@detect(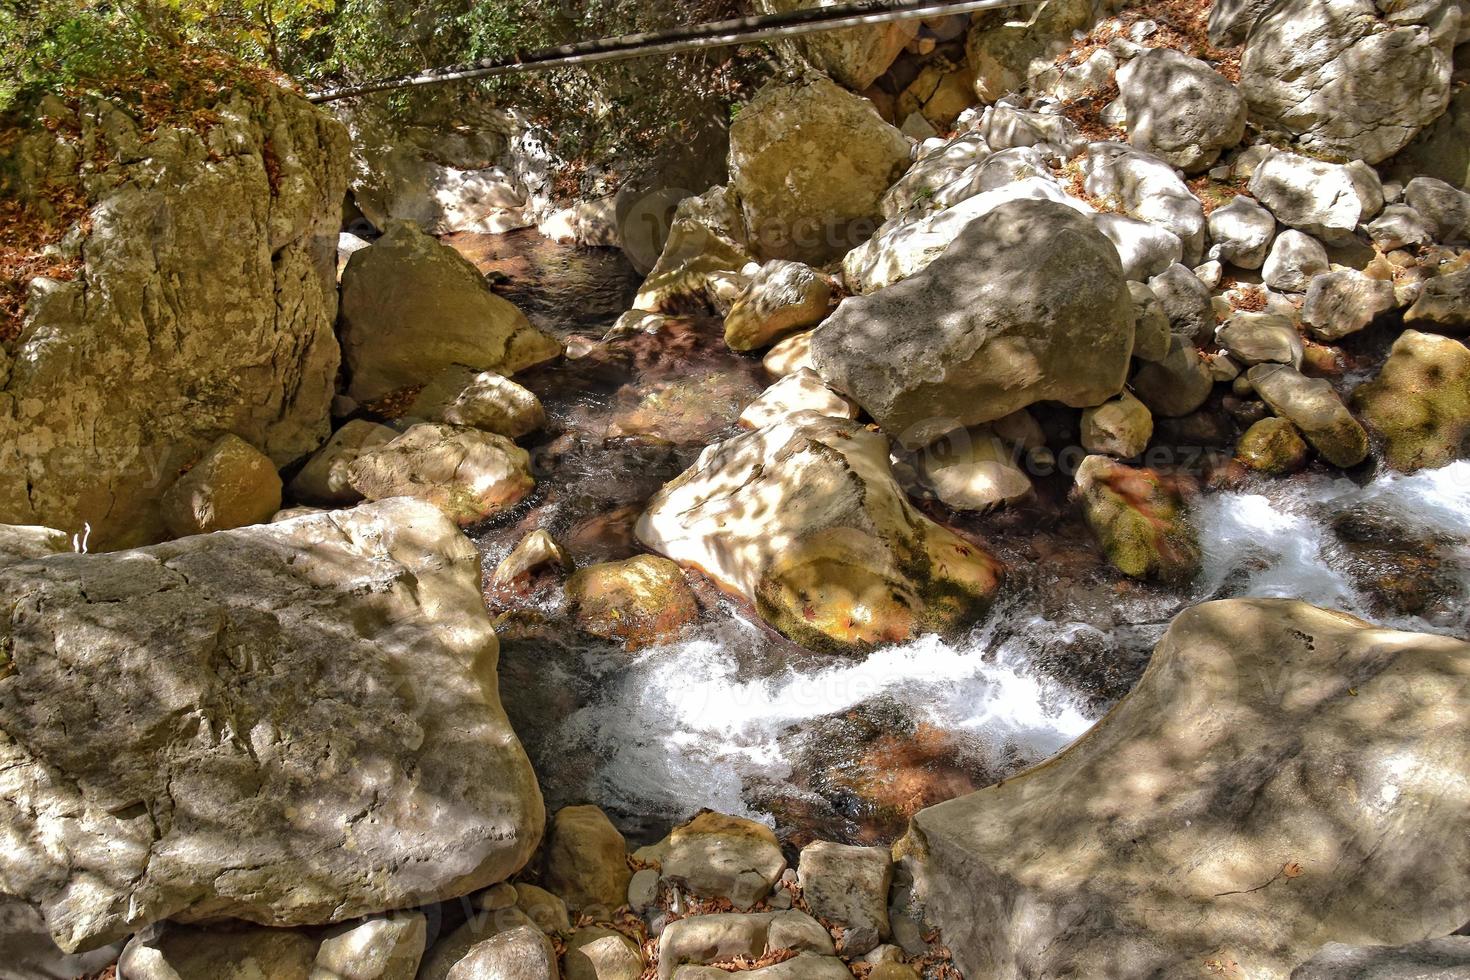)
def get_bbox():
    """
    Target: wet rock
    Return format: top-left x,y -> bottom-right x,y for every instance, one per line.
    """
1207,195 -> 1276,270
632,186 -> 755,313
1263,229 -> 1332,293
347,422 -> 534,526
1131,334 -> 1215,418
160,434 -> 282,538
1130,281 -> 1173,362
1115,48 -> 1246,173
1217,312 -> 1305,368
730,78 -> 910,265
1250,363 -> 1368,467
753,0 -> 914,90
657,910 -> 833,980
797,842 -> 893,955
565,926 -> 643,980
545,805 -> 632,916
1404,266 -> 1470,332
1366,204 -> 1435,252
903,599 -> 1470,979
1081,391 -> 1154,459
1077,143 -> 1207,262
313,913 -> 428,980
1291,937 -> 1470,979
1241,0 -> 1456,164
1302,270 -> 1398,342
0,87 -> 344,550
565,554 -> 700,648
1236,416 -> 1310,475
739,369 -> 857,429
636,413 -> 1003,652
119,923 -> 318,979
1248,152 -> 1384,246
1074,455 -> 1200,583
0,501 -> 542,953
916,424 -> 1033,512
672,954 -> 854,979
1404,176 -> 1470,244
407,366 -> 546,439
288,419 -> 398,507
1352,330 -> 1470,472
515,883 -> 572,935
340,221 -> 559,401
491,529 -> 574,589
445,926 -> 558,980
1148,262 -> 1216,343
724,260 -> 832,352
1093,213 -> 1184,281
816,199 -> 1134,448
762,329 -> 817,378
637,812 -> 788,911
